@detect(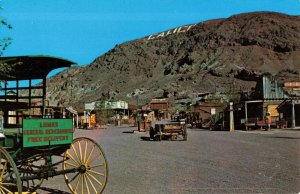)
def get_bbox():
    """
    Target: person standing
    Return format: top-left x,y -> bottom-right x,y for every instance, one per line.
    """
265,112 -> 271,131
